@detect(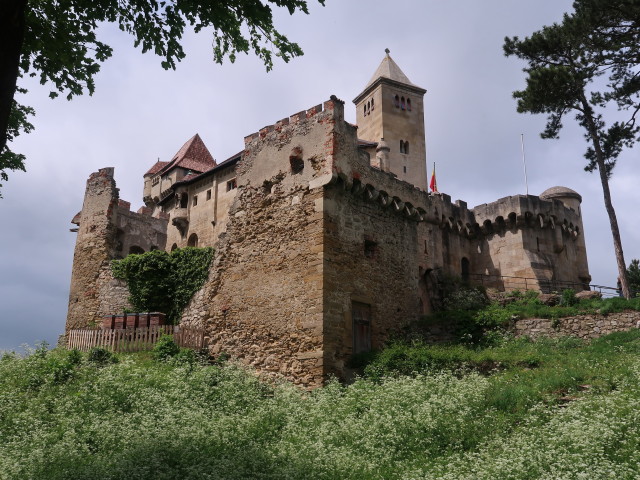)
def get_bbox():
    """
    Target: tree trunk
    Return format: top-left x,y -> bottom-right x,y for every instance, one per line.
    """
579,94 -> 631,299
0,0 -> 27,154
